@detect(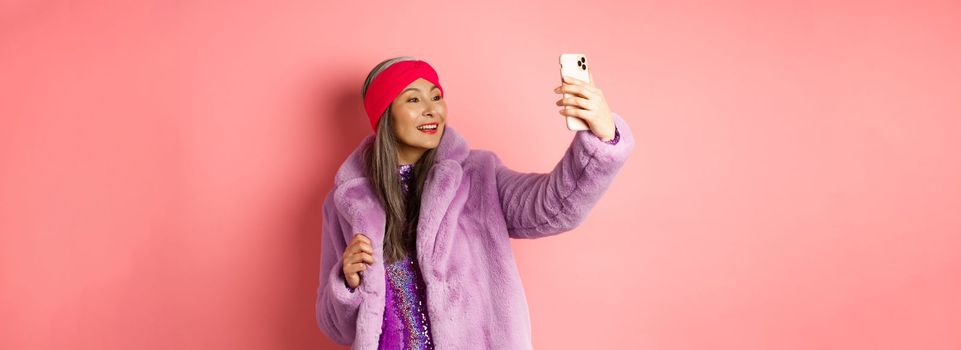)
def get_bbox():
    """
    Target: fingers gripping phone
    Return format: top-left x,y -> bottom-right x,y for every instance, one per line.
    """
559,53 -> 591,131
